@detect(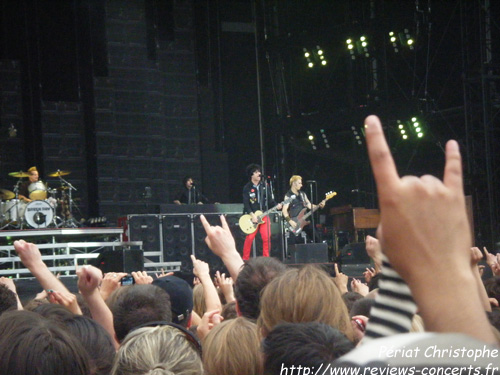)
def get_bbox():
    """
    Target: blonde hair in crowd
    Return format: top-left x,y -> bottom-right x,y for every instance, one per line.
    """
257,265 -> 355,342
289,175 -> 302,186
203,317 -> 263,375
111,325 -> 203,375
192,284 -> 206,317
